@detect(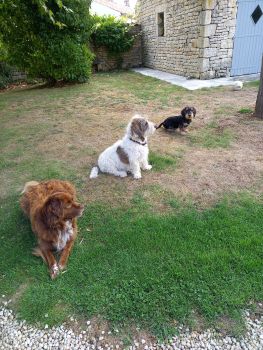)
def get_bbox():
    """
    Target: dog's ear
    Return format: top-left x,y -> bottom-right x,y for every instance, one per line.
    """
49,196 -> 63,216
192,107 -> 197,117
131,118 -> 148,141
41,195 -> 63,227
181,107 -> 187,117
